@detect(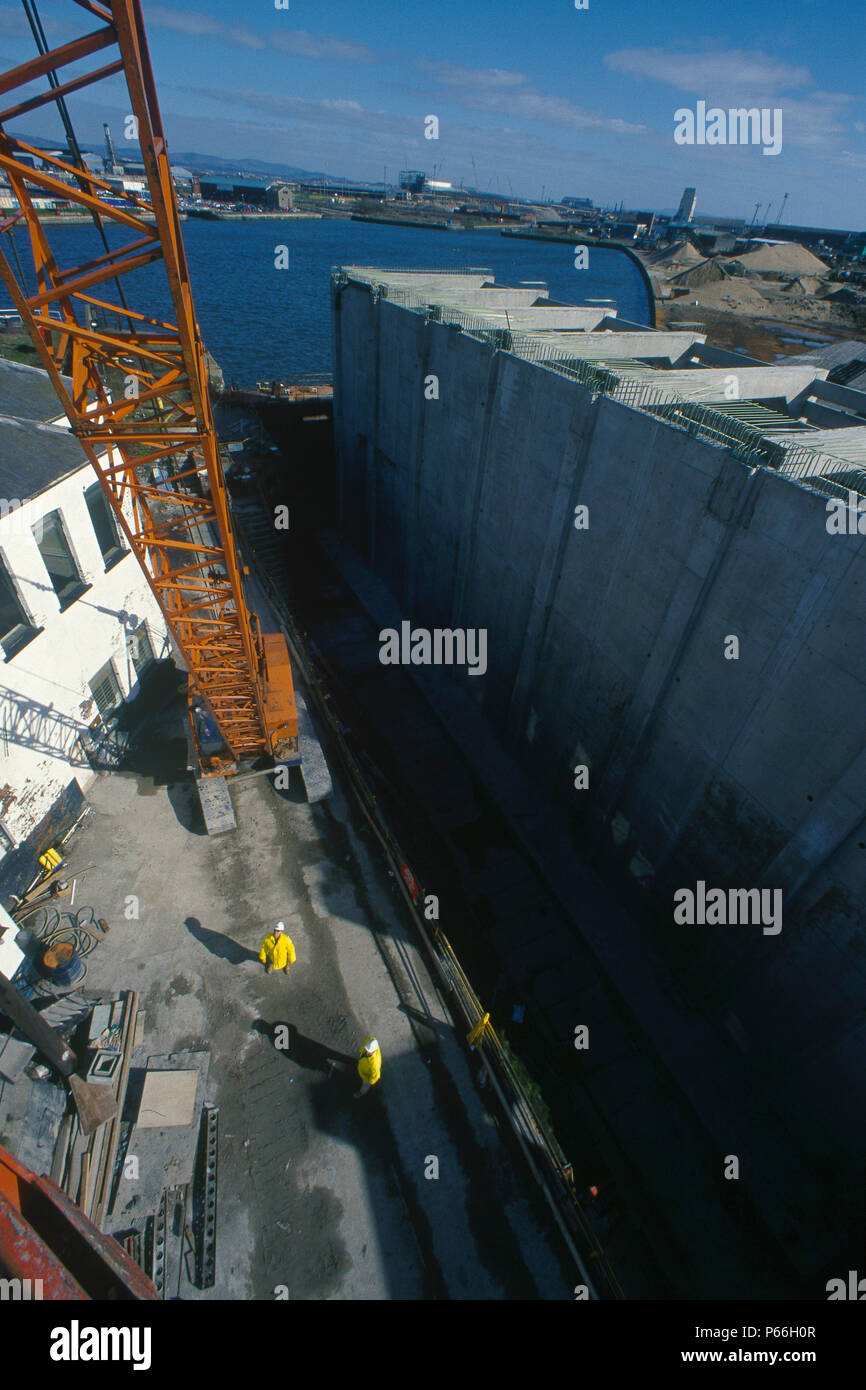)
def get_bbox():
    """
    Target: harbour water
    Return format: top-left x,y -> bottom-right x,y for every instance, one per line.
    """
1,217 -> 651,385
